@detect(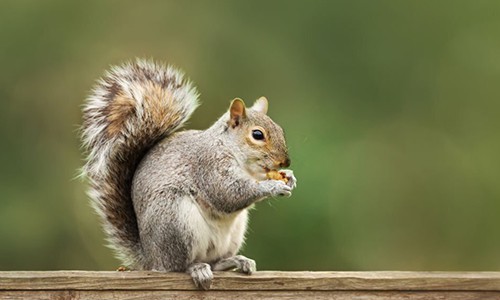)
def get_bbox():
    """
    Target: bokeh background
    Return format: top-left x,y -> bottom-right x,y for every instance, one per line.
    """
1,1 -> 499,271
